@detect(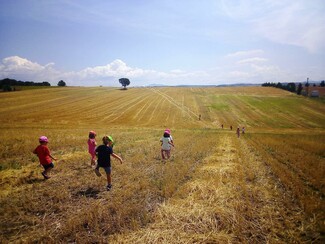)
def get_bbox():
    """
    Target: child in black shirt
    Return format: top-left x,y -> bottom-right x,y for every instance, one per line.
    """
95,135 -> 123,191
